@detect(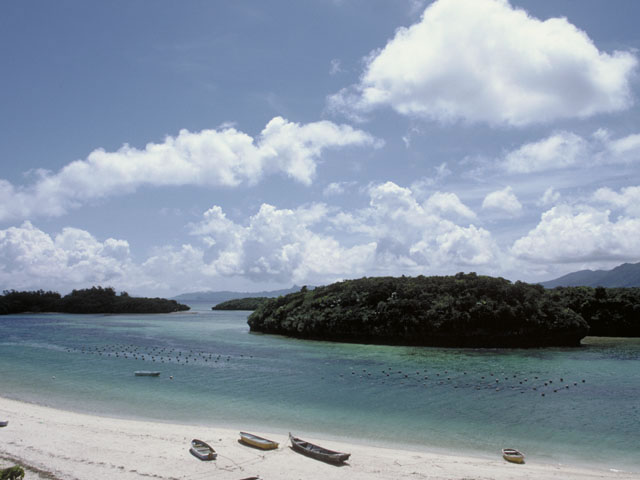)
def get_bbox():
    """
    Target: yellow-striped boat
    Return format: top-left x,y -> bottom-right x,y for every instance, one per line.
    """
502,448 -> 525,464
239,431 -> 279,450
